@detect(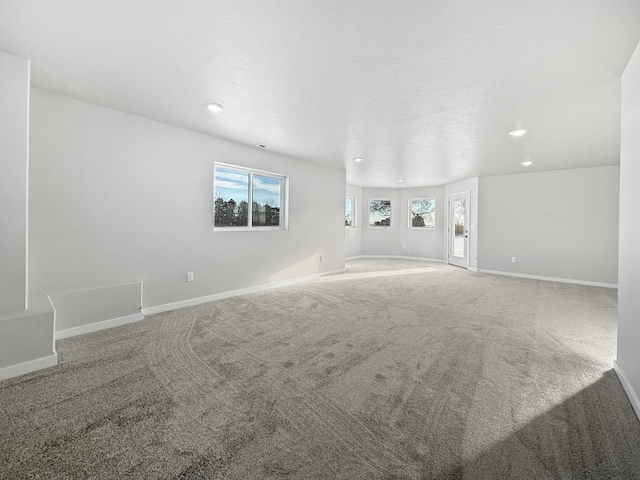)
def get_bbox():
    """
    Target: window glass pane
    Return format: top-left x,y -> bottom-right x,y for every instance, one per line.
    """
369,200 -> 391,226
345,198 -> 353,226
411,199 -> 436,229
252,175 -> 281,227
214,167 -> 249,227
